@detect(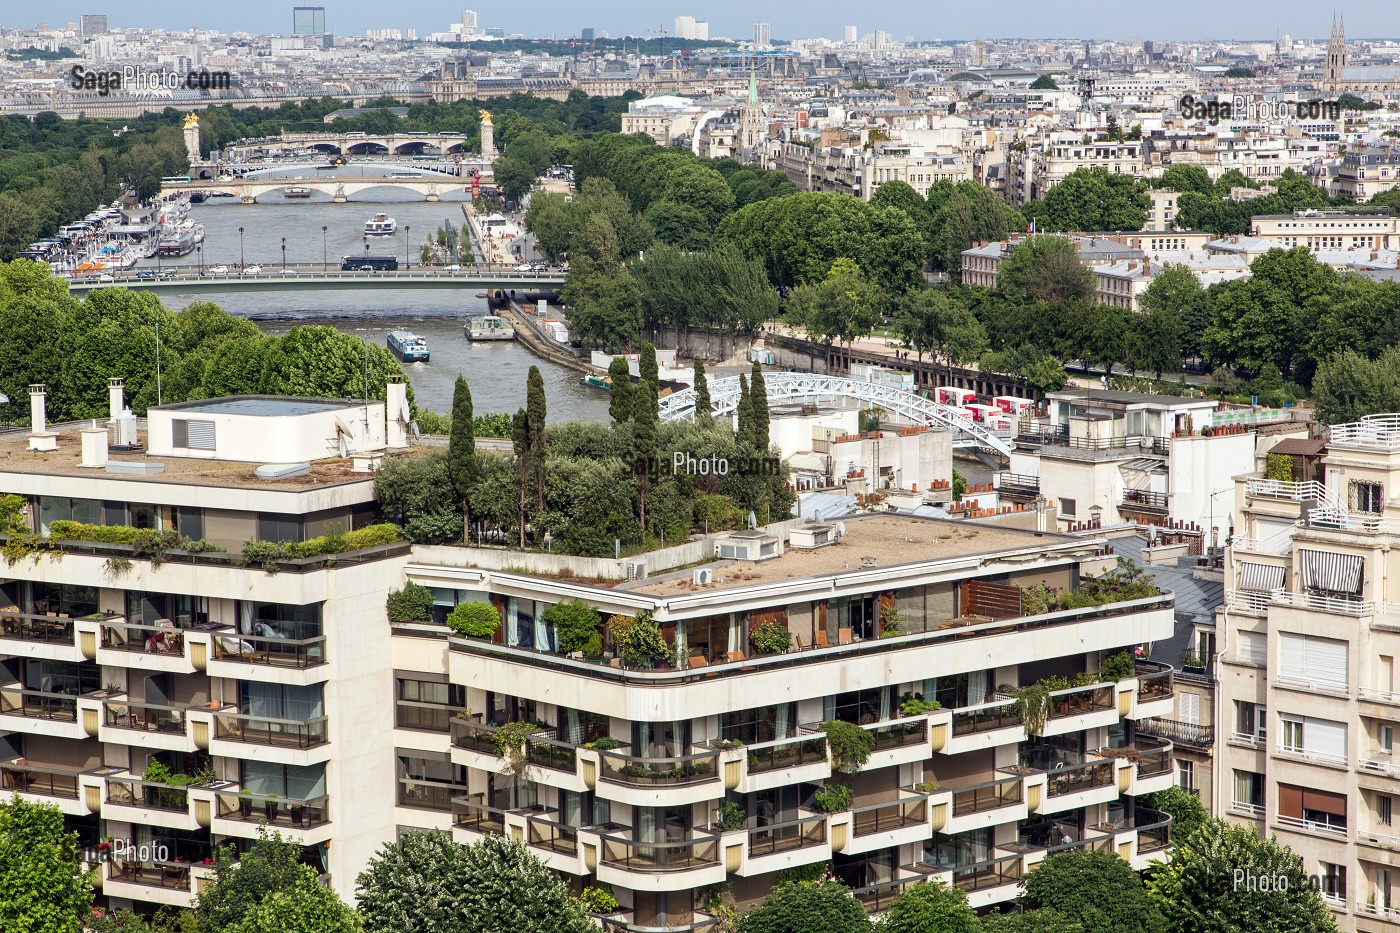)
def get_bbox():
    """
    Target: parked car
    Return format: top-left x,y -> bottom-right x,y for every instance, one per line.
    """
96,273 -> 115,282
207,265 -> 229,275
243,265 -> 262,274
136,269 -> 156,280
